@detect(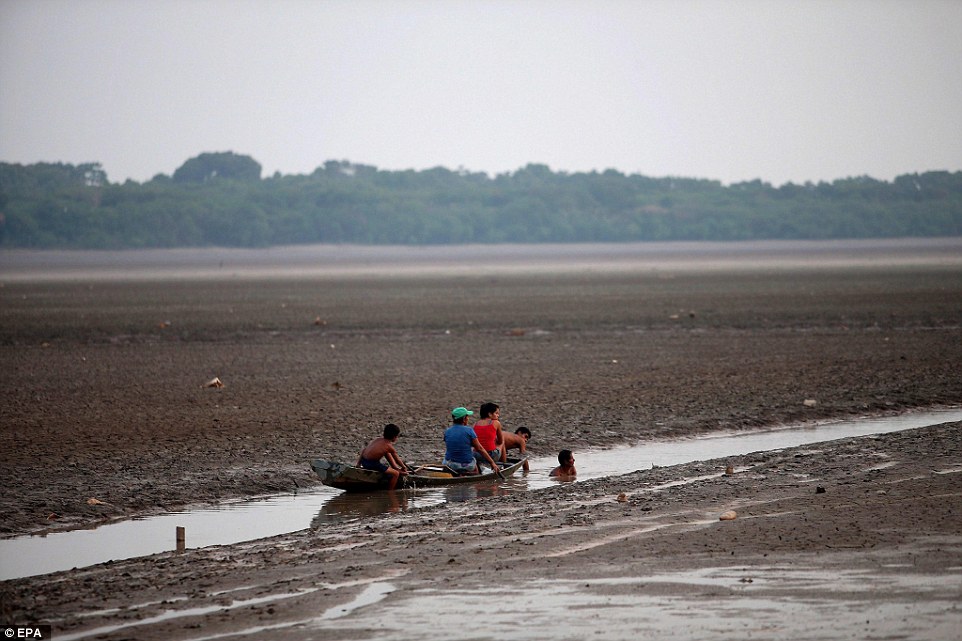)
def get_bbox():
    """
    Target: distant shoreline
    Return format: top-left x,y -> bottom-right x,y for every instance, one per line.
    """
2,237 -> 961,282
